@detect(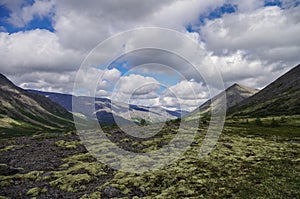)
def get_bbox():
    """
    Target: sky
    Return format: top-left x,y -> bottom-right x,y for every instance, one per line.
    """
0,0 -> 300,111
